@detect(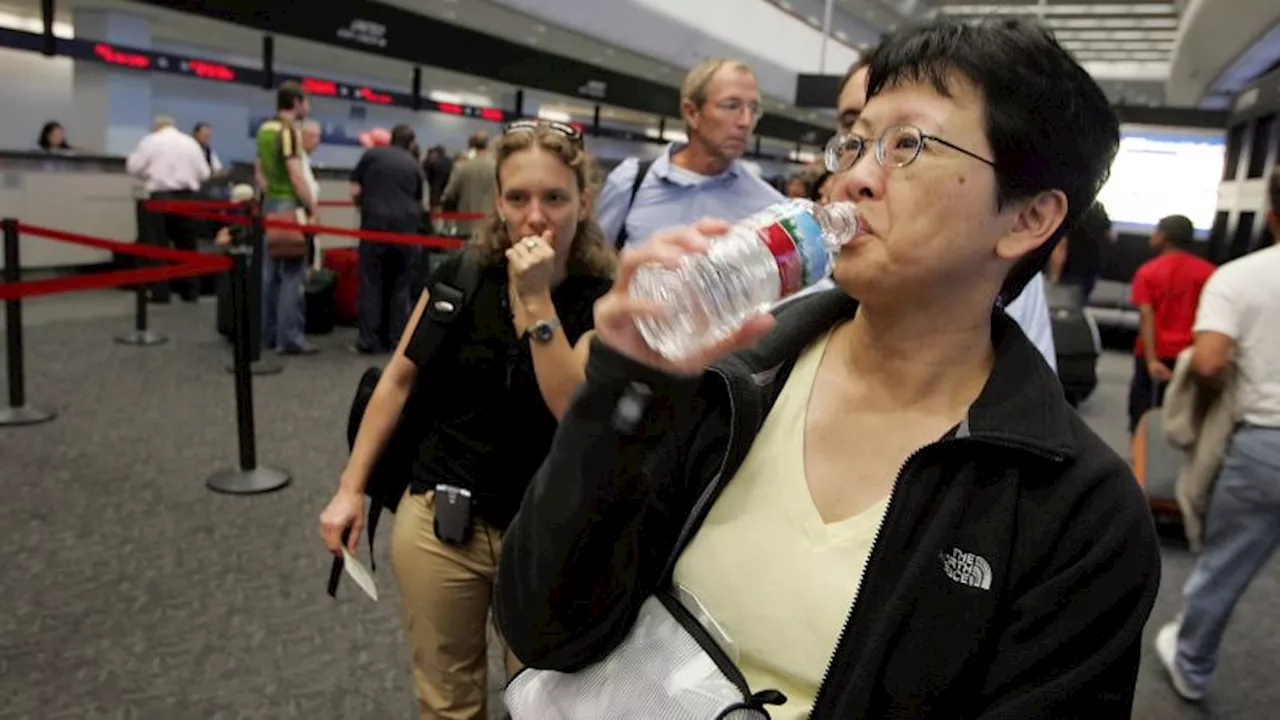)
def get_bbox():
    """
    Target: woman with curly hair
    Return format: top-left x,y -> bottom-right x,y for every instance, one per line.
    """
319,120 -> 614,719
